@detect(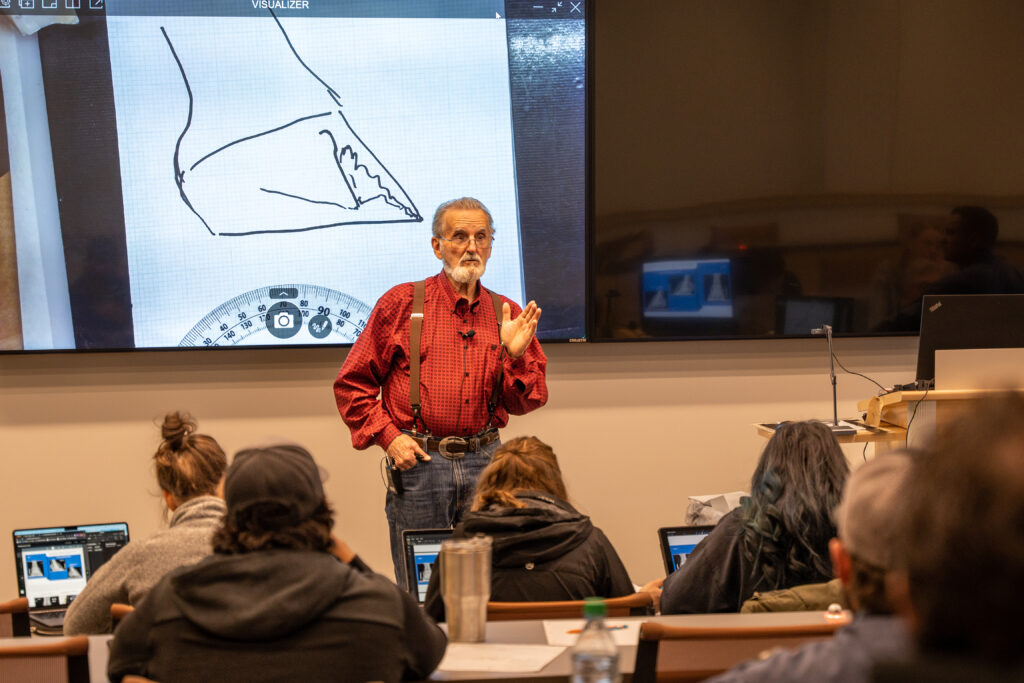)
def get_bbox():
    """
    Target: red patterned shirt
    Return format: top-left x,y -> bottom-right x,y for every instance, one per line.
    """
334,271 -> 548,450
